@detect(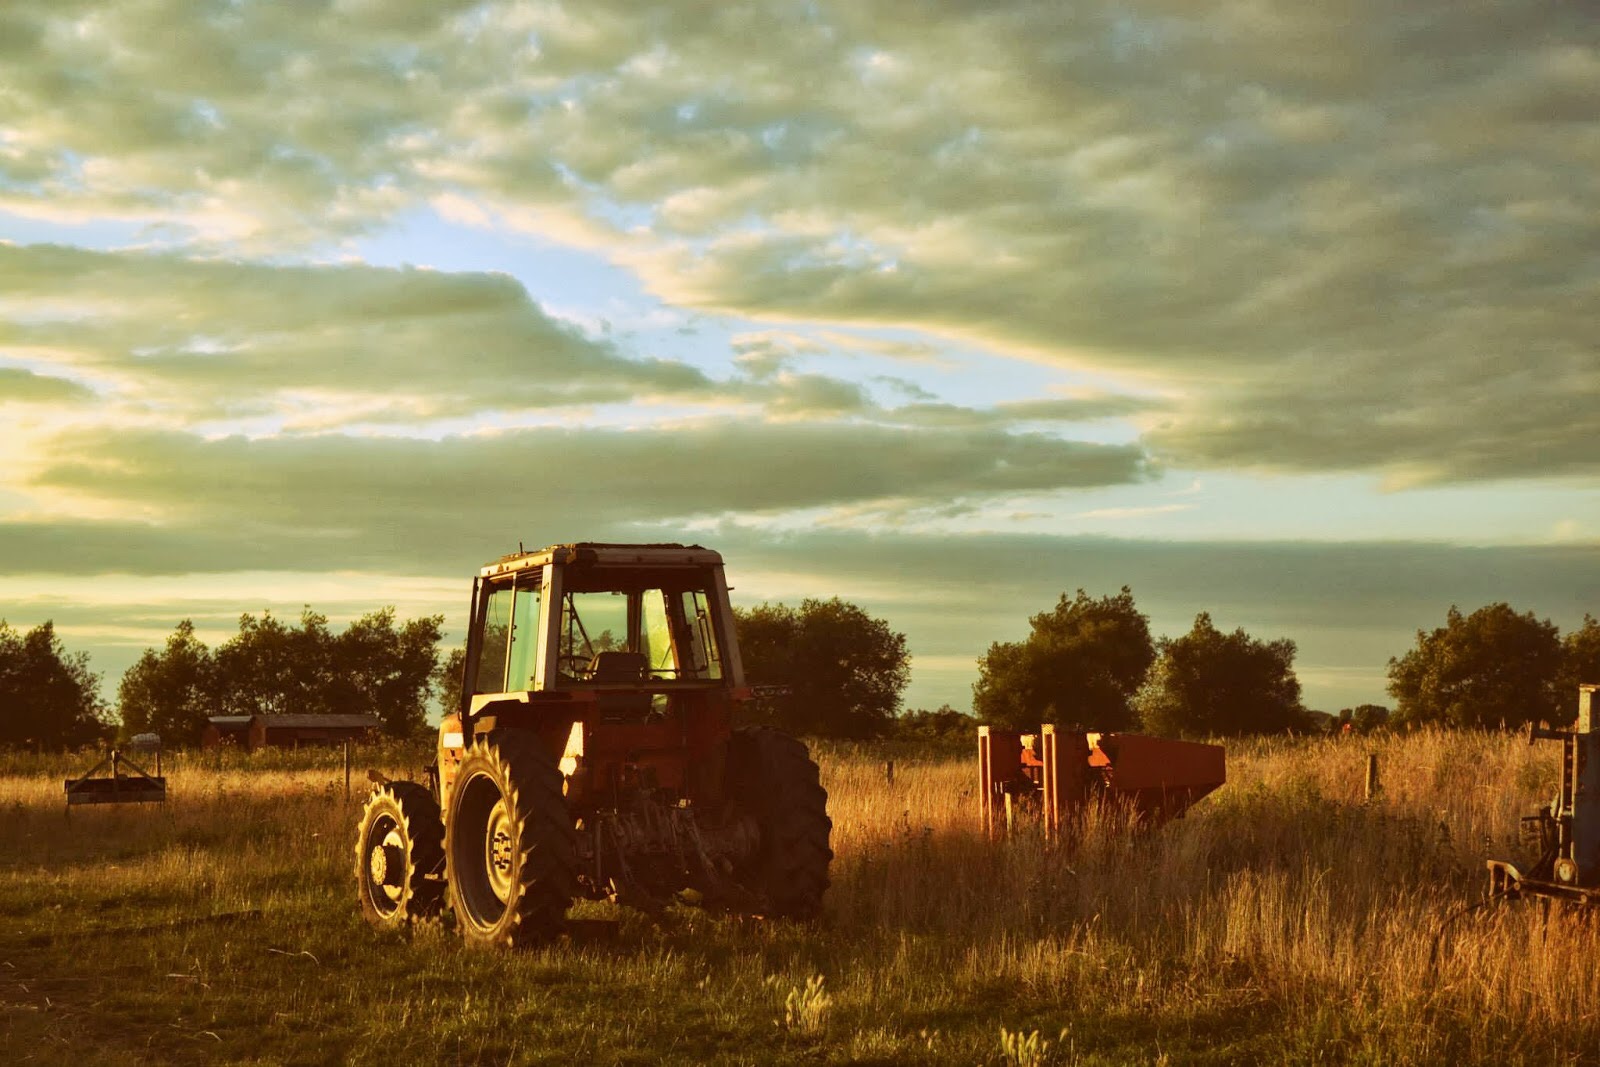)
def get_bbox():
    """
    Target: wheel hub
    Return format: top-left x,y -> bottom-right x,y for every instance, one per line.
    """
369,841 -> 406,888
486,799 -> 514,901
